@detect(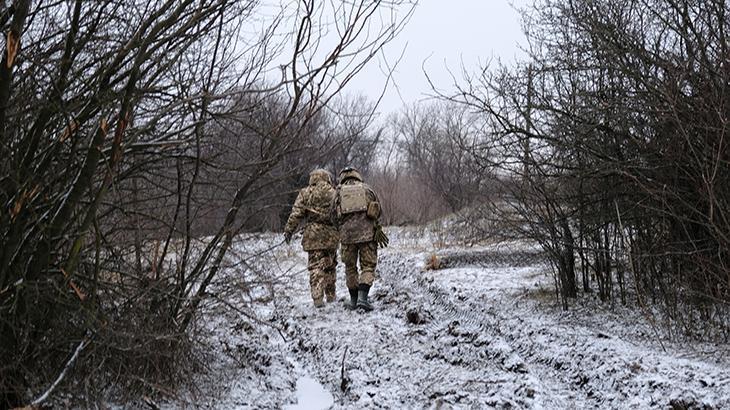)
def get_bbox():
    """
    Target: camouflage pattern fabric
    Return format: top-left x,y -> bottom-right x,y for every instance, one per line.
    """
341,242 -> 378,288
284,170 -> 339,251
334,179 -> 381,245
324,262 -> 336,302
308,249 -> 337,304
